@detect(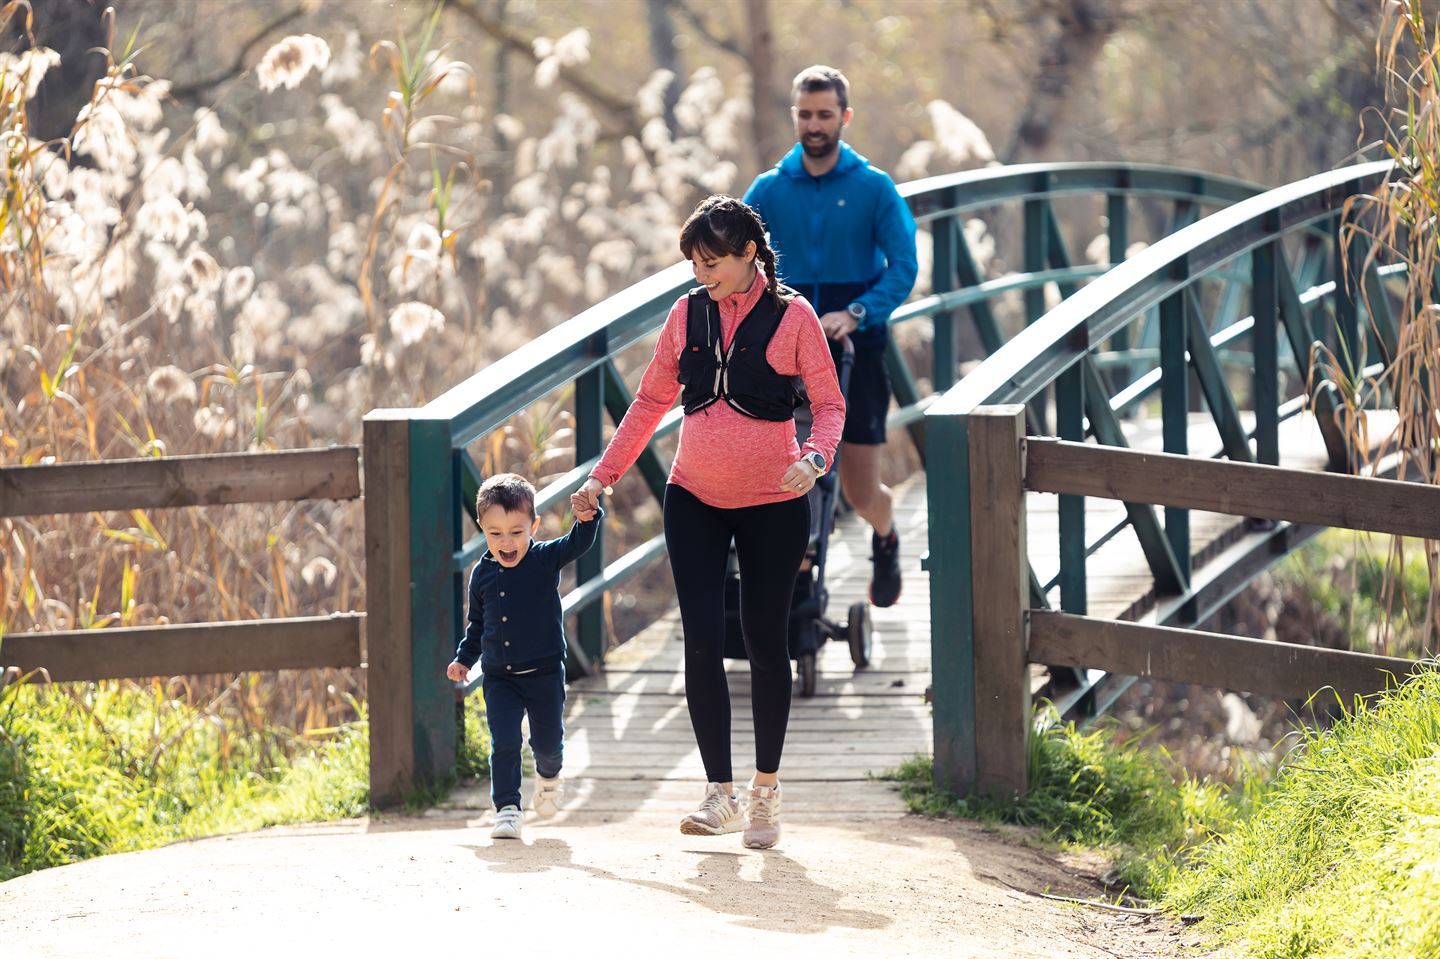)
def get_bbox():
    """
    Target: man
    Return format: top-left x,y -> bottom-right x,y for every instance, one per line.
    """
744,64 -> 918,608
